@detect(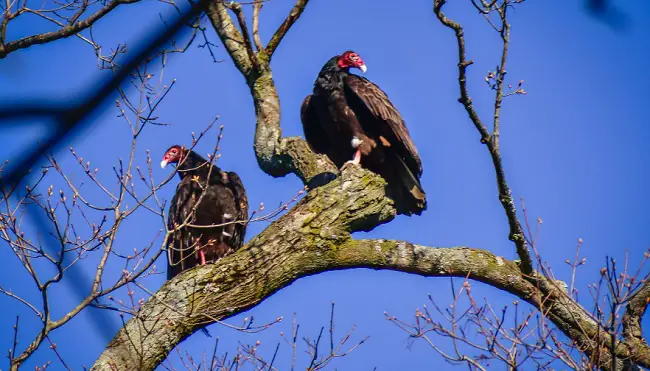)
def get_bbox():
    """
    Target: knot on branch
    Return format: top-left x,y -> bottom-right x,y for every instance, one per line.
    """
277,137 -> 338,185
299,165 -> 396,233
